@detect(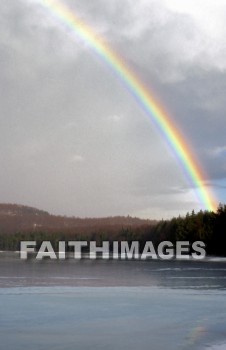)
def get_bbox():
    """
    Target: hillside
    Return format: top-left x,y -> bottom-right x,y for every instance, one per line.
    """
0,203 -> 156,235
0,204 -> 49,217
